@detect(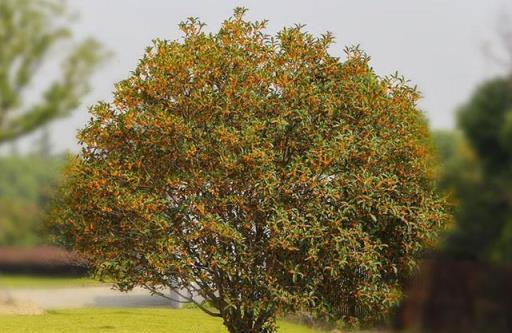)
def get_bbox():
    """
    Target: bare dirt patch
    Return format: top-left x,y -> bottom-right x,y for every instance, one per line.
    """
0,292 -> 44,315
